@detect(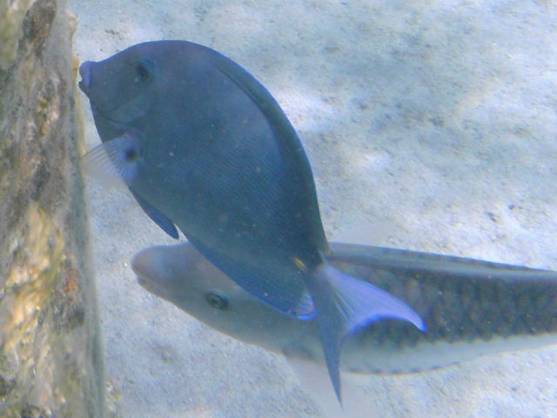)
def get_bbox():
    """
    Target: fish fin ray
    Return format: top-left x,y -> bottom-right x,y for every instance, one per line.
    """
308,264 -> 425,404
82,133 -> 140,187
